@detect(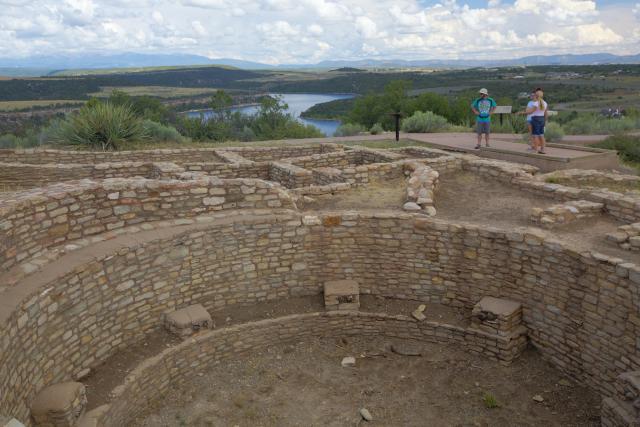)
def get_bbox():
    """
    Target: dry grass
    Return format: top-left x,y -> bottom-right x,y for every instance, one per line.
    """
0,100 -> 84,111
89,86 -> 220,99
